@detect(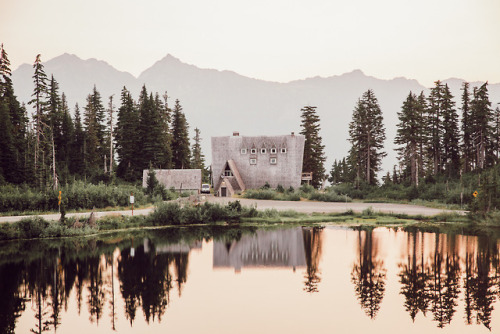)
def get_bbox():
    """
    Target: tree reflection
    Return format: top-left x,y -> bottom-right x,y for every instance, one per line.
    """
302,227 -> 323,293
0,262 -> 25,334
427,234 -> 460,328
463,236 -> 498,330
351,227 -> 386,319
398,231 -> 431,321
118,242 -> 175,325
